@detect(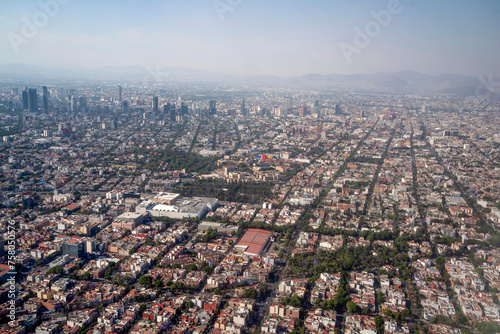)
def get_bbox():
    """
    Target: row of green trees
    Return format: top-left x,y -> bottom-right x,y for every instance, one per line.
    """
286,243 -> 414,280
176,179 -> 273,203
143,150 -> 218,174
196,227 -> 219,243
